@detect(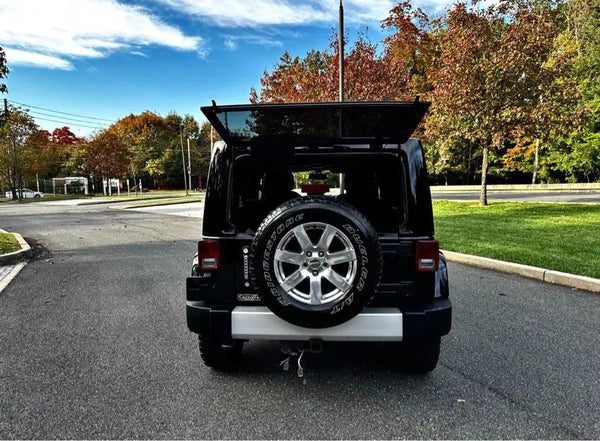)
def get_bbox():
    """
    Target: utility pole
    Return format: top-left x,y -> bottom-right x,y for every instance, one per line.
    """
180,122 -> 188,195
338,0 -> 345,103
187,137 -> 192,192
338,0 -> 346,193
